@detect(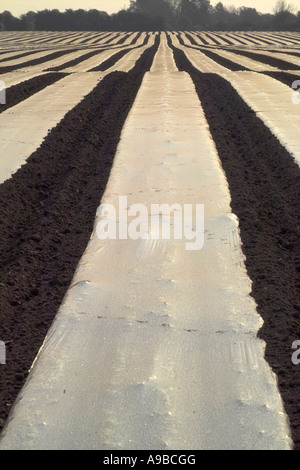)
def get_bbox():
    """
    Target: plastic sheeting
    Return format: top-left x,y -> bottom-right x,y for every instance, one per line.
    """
168,35 -> 228,74
0,72 -> 103,184
0,50 -> 39,61
211,49 -> 279,72
0,70 -> 50,88
181,47 -> 228,73
222,33 -> 248,46
171,45 -> 300,165
0,41 -> 292,451
221,71 -> 300,166
18,49 -> 100,73
33,49 -> 97,69
254,32 -> 299,46
63,39 -> 155,73
247,49 -> 300,67
107,35 -> 156,74
62,49 -> 124,73
185,32 -> 206,46
240,34 -> 270,46
0,48 -> 63,67
122,33 -> 141,46
198,33 -> 216,45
